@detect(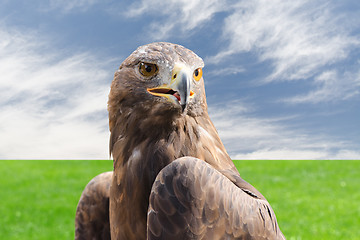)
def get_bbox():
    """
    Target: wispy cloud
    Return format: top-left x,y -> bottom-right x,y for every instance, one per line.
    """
210,0 -> 359,81
207,66 -> 245,77
209,101 -> 360,160
208,0 -> 360,104
0,25 -> 115,159
124,0 -> 228,40
284,69 -> 360,104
